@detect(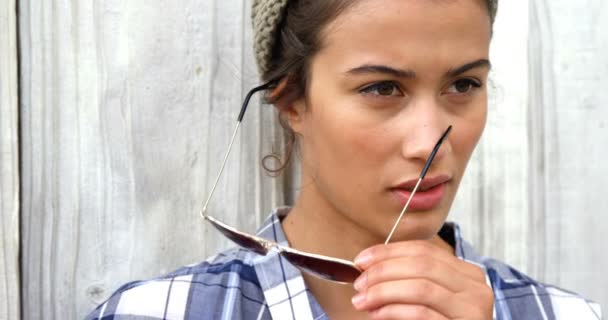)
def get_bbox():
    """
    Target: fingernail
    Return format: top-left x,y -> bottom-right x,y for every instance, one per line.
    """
351,292 -> 366,308
354,250 -> 372,267
353,273 -> 367,291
